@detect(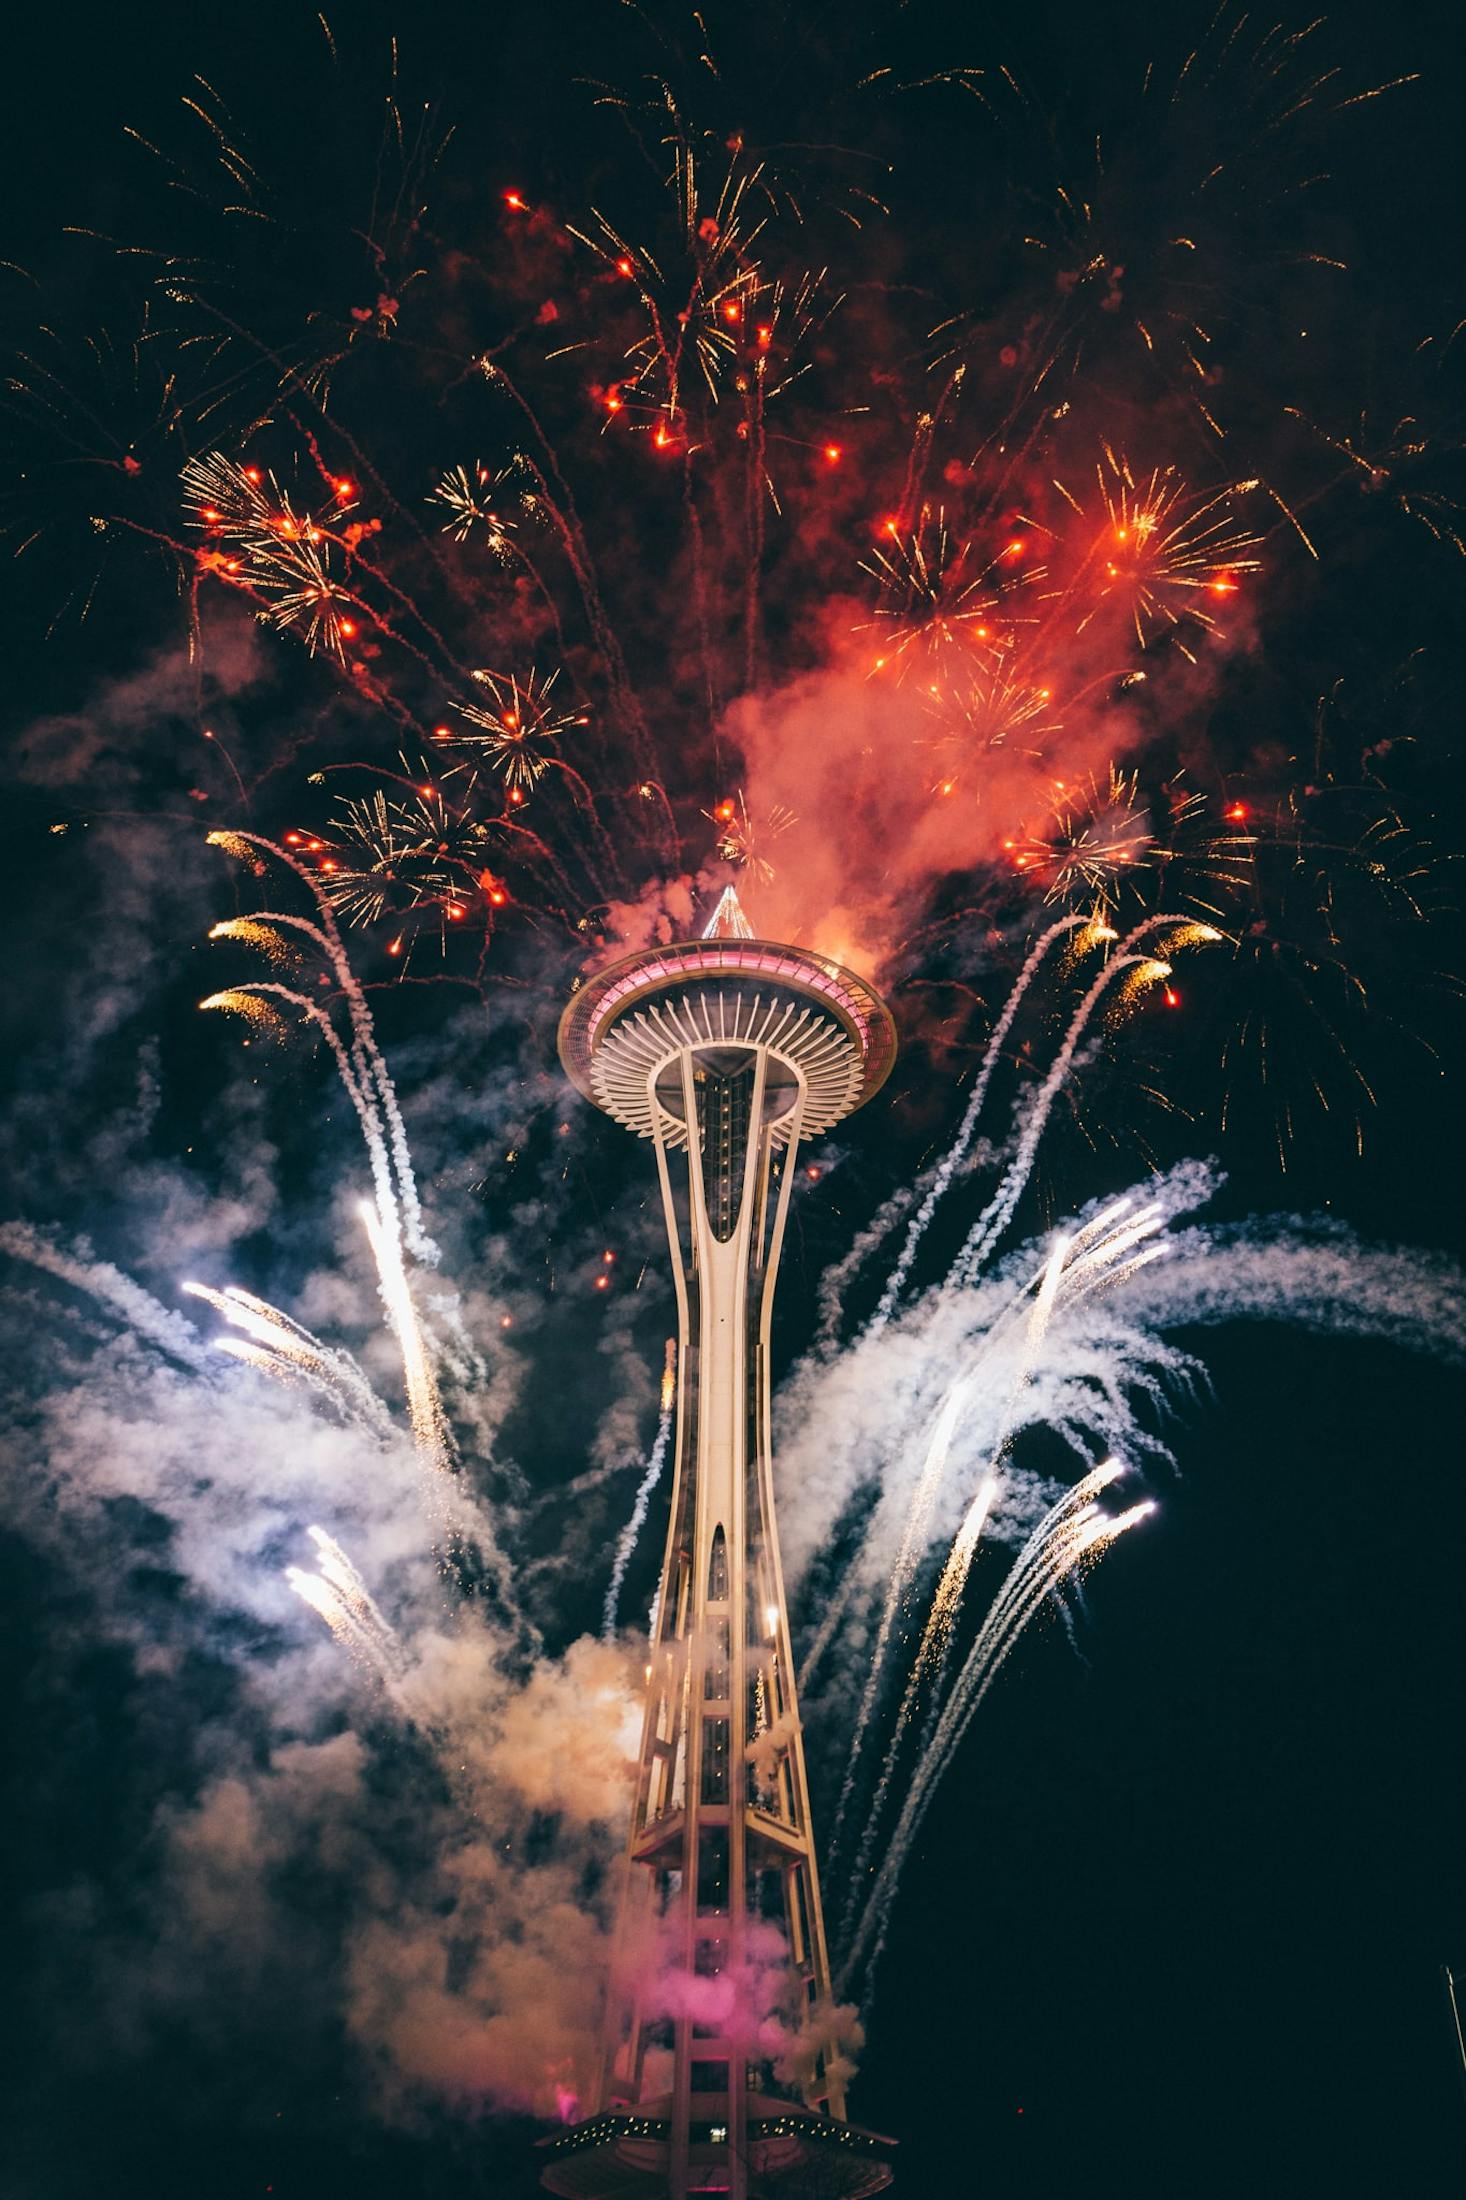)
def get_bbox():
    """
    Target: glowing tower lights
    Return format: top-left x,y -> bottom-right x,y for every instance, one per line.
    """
543,888 -> 896,2199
